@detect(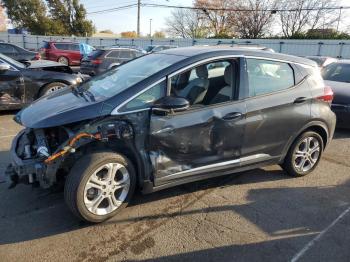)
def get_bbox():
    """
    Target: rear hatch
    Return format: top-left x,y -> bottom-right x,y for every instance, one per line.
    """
80,49 -> 105,74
